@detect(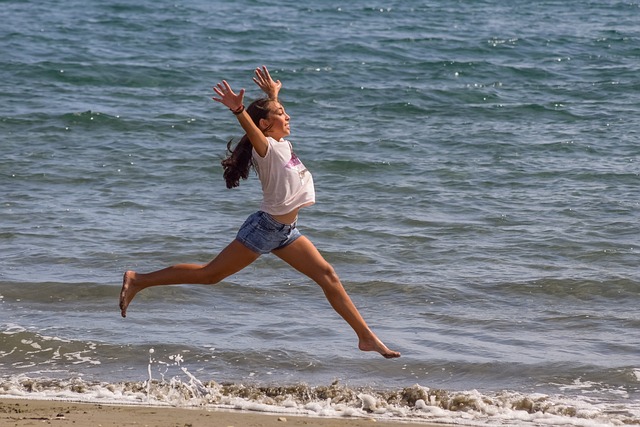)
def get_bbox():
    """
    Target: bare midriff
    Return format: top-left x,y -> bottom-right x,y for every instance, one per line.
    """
270,208 -> 300,226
